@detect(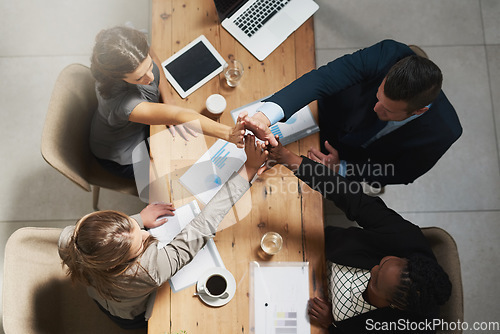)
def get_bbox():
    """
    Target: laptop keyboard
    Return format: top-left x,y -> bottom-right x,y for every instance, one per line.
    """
234,0 -> 291,37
